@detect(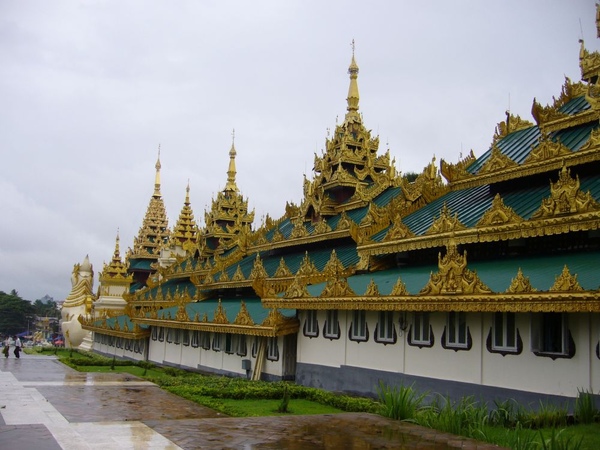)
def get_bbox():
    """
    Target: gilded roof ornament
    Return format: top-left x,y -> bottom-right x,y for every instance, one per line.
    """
506,268 -> 537,294
579,38 -> 600,82
364,279 -> 380,297
420,244 -> 491,295
213,299 -> 229,324
523,135 -> 572,165
130,150 -> 170,261
425,203 -> 466,235
283,275 -> 311,299
168,182 -> 199,251
476,194 -> 523,227
390,277 -> 409,296
531,165 -> 600,218
550,265 -> 583,292
232,265 -> 245,282
233,301 -> 254,326
249,254 -> 269,280
384,214 -> 416,241
492,112 -> 534,146
296,251 -> 319,278
320,275 -> 355,298
99,232 -> 132,283
477,145 -> 518,175
440,150 -> 476,183
274,258 -> 292,278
